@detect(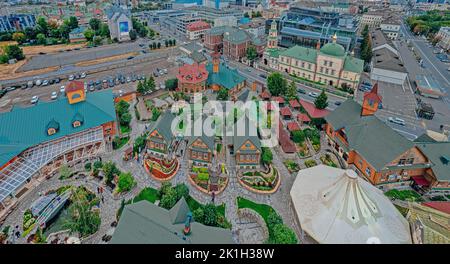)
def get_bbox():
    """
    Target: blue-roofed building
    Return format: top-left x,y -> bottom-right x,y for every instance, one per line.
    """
69,26 -> 87,43
0,14 -> 36,33
0,82 -> 116,211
